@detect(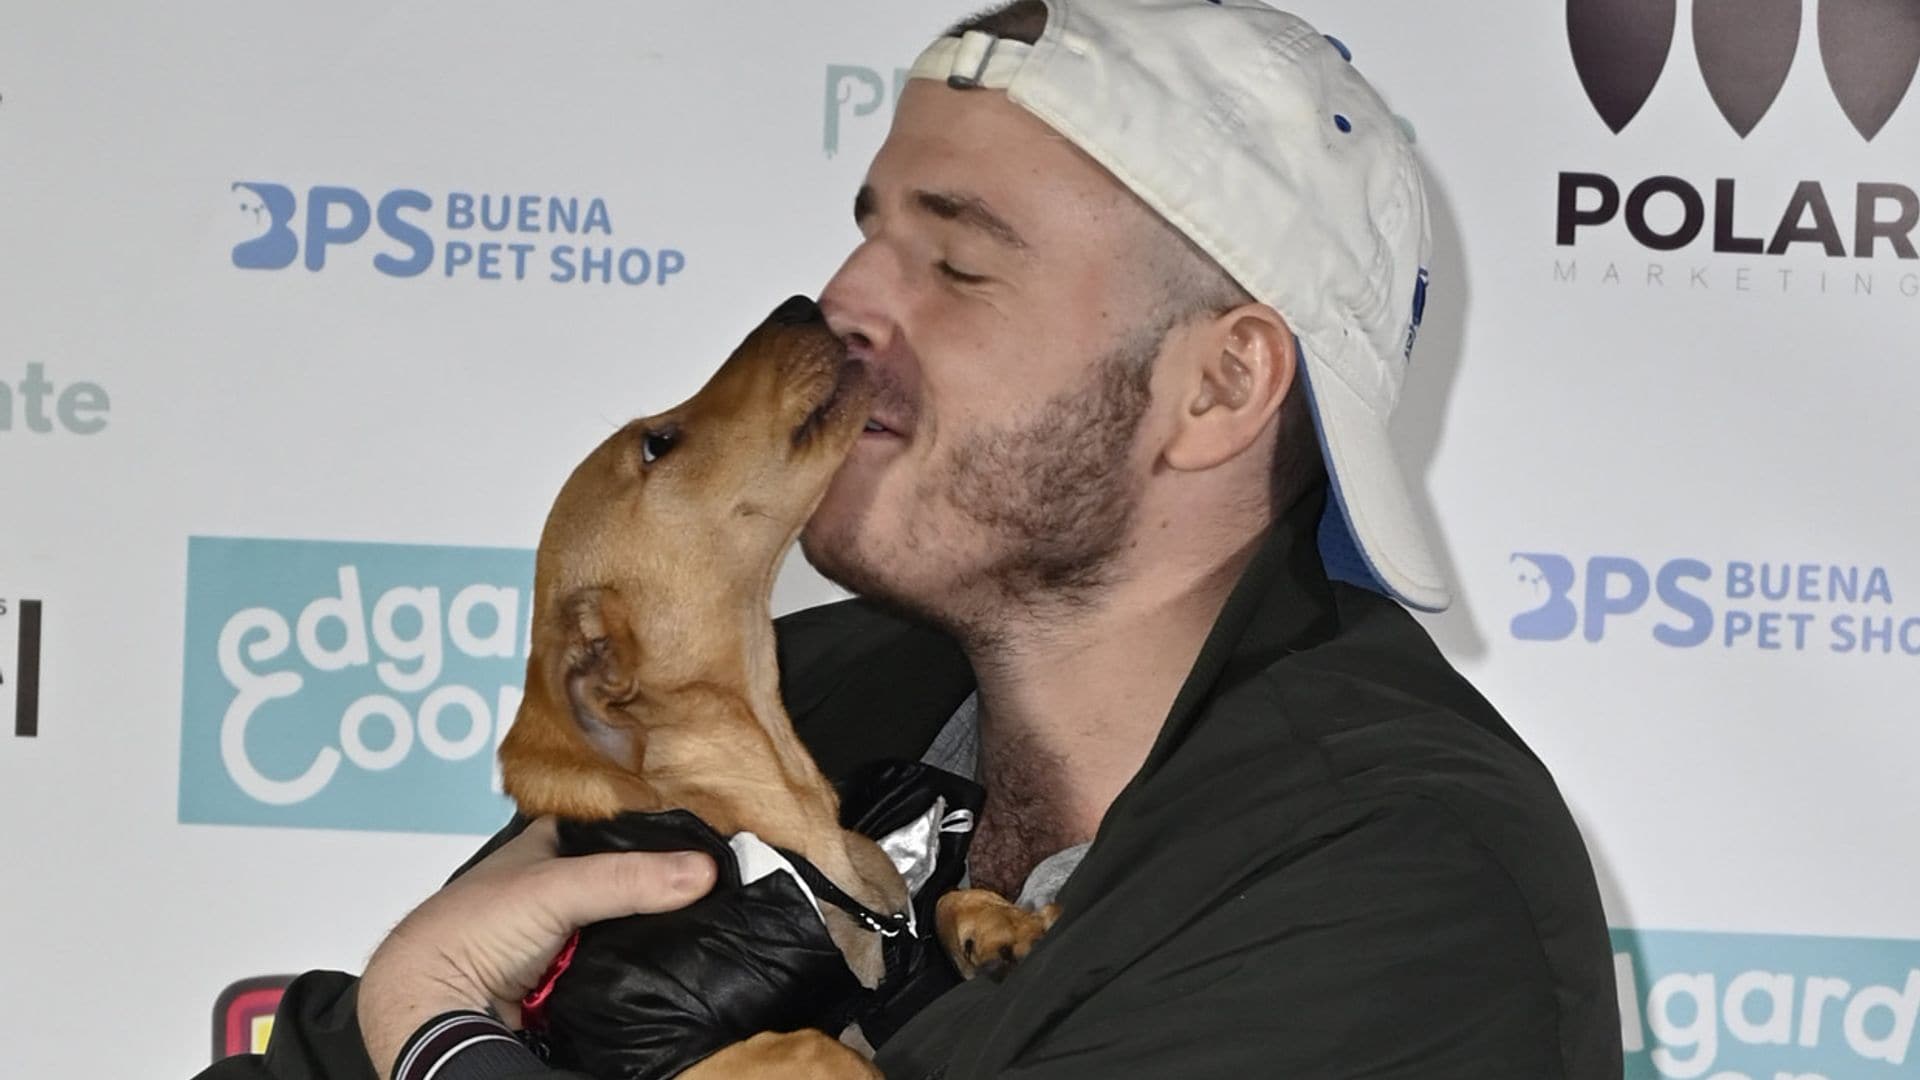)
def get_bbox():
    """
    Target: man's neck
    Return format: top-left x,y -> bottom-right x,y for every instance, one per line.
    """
961,522 -> 1266,876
